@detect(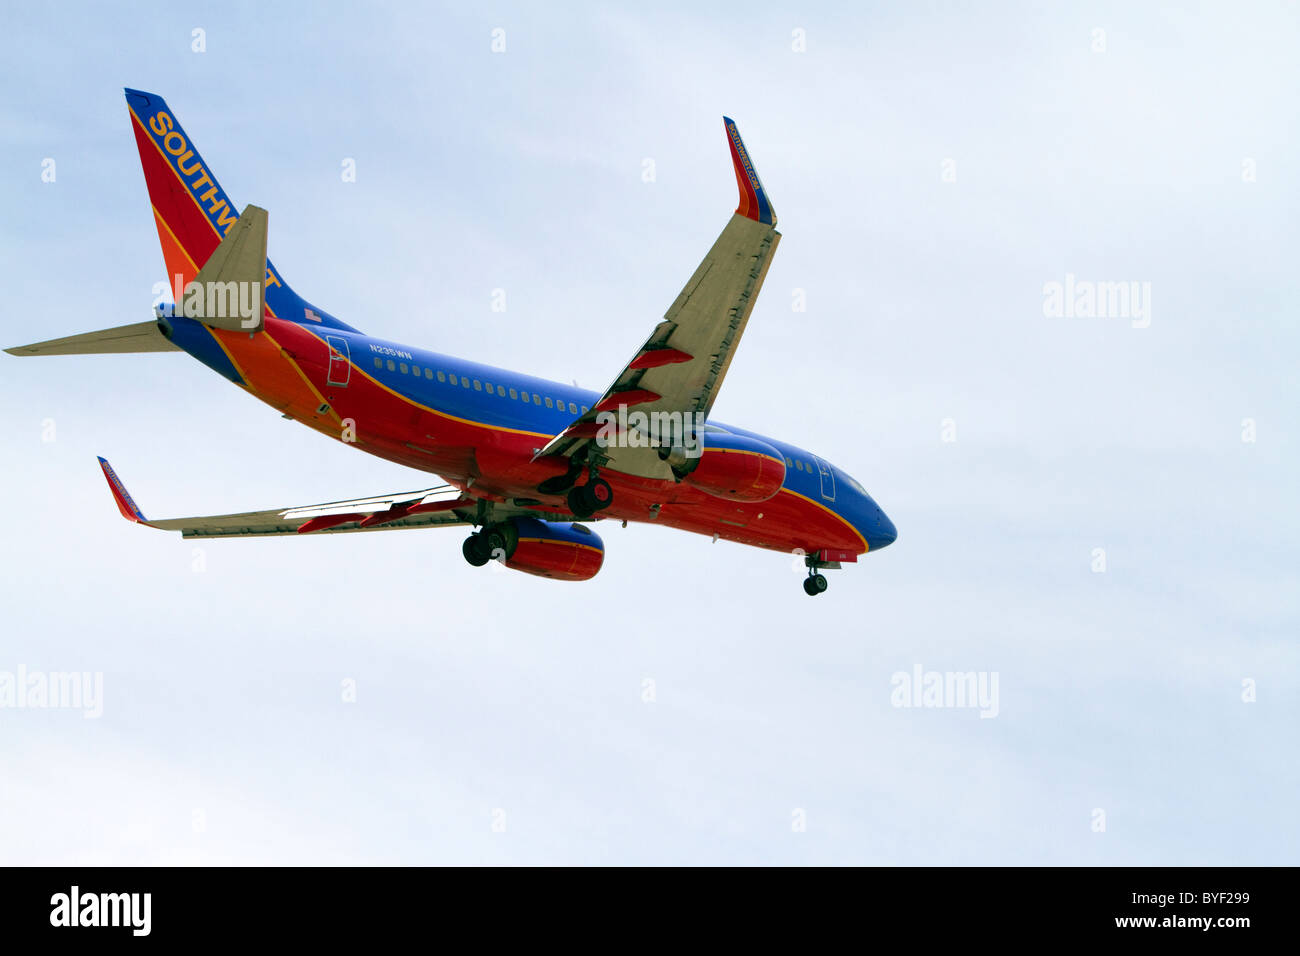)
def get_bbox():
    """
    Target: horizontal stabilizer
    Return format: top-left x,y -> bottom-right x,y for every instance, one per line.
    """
5,321 -> 180,356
